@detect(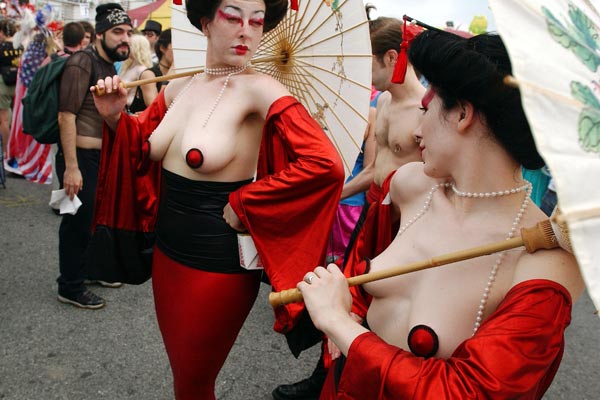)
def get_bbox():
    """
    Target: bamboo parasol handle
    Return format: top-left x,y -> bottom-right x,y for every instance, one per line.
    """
93,55 -> 286,96
268,220 -> 561,307
93,68 -> 203,96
